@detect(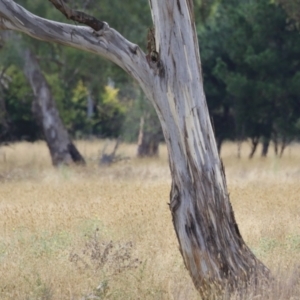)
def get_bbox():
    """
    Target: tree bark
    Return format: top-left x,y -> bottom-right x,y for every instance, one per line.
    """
146,2 -> 270,296
23,48 -> 85,166
0,0 -> 270,297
